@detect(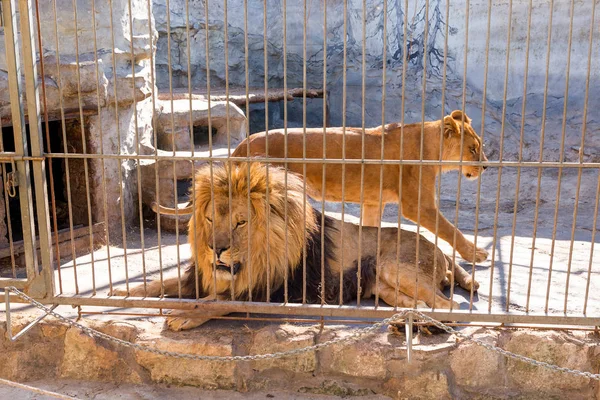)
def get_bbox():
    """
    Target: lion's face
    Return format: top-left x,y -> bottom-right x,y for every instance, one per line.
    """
443,110 -> 488,180
188,162 -> 317,298
202,198 -> 251,282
